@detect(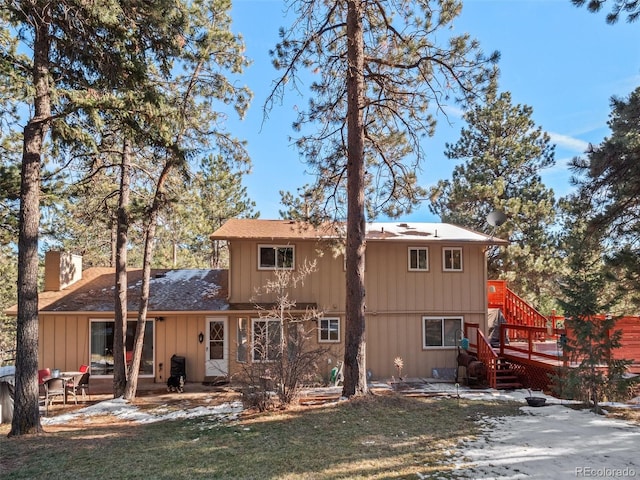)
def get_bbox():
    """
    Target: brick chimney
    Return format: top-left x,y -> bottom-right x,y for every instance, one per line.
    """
44,251 -> 83,291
